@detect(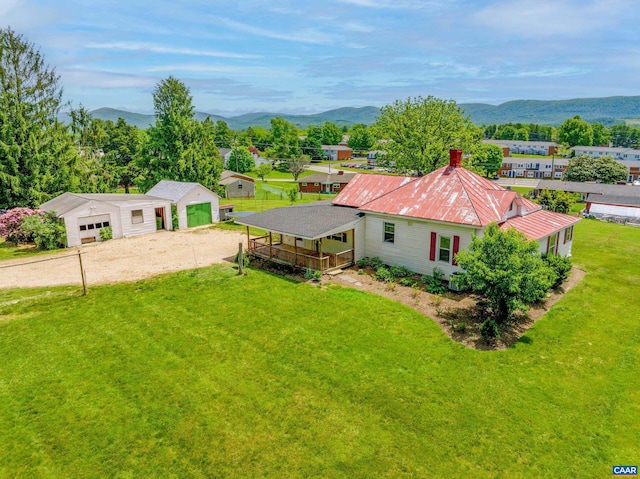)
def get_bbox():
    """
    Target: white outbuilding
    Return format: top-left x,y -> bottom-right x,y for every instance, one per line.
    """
146,180 -> 220,229
40,193 -> 173,247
